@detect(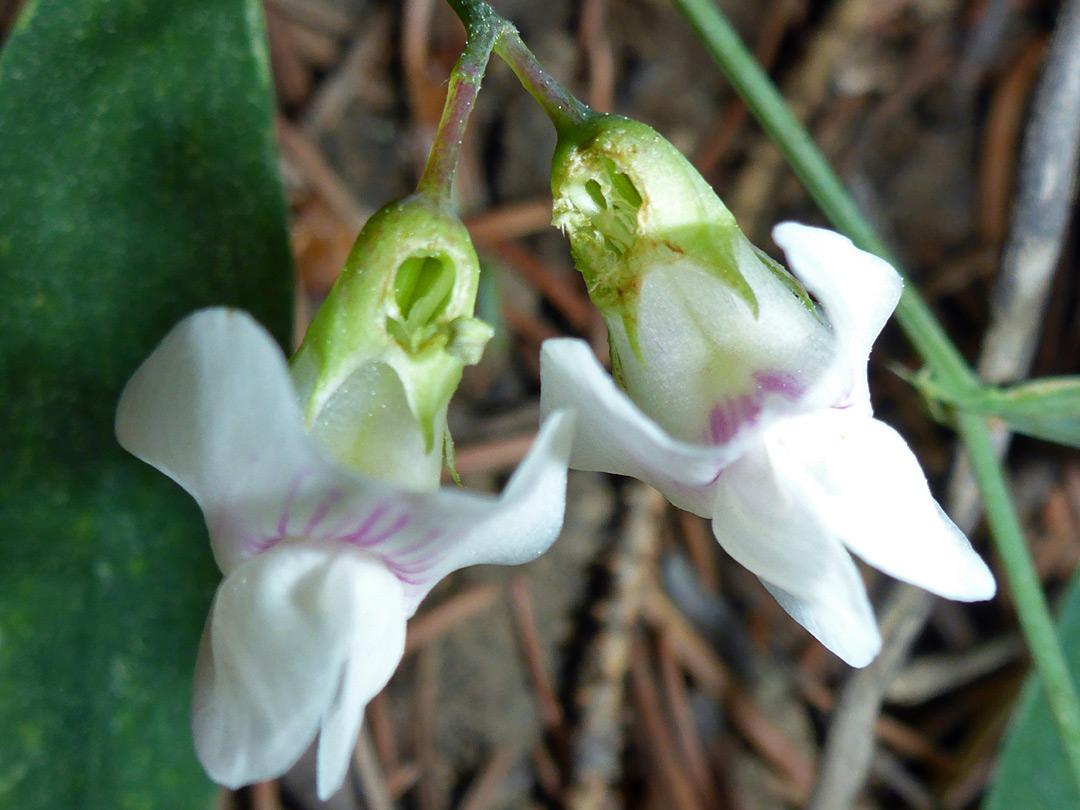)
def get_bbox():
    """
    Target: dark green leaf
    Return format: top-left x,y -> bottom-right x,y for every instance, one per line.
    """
0,0 -> 292,806
984,567 -> 1080,810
